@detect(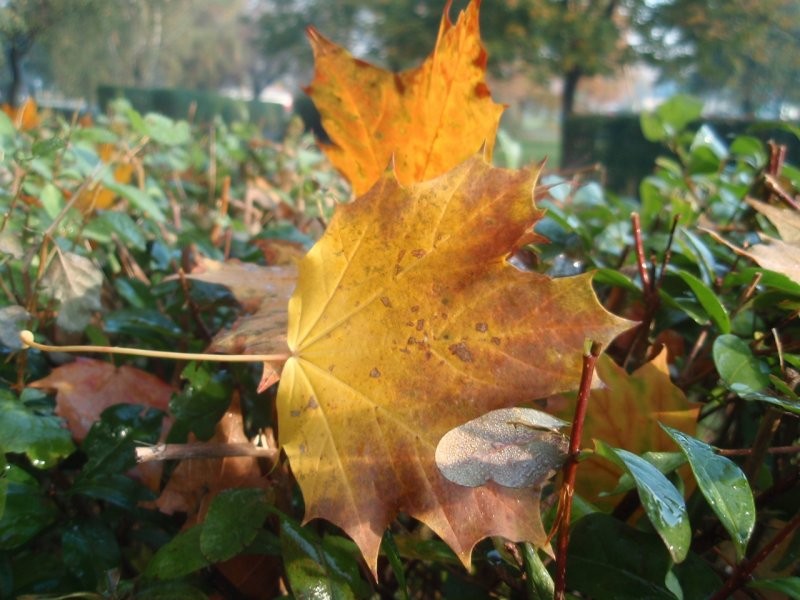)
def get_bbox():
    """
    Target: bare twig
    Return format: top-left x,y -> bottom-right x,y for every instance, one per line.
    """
136,442 -> 278,464
716,445 -> 800,457
554,341 -> 602,600
710,512 -> 800,600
